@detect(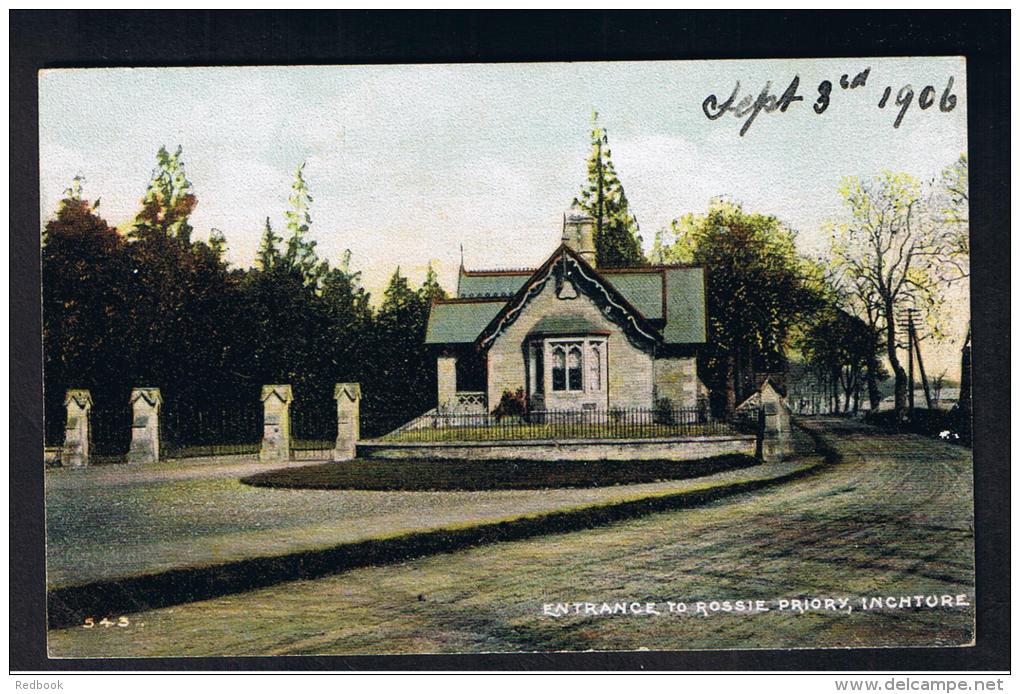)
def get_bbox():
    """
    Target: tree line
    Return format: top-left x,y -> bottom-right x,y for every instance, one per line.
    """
43,119 -> 968,445
43,147 -> 444,443
579,112 -> 967,421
